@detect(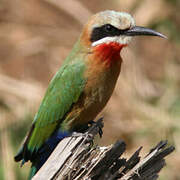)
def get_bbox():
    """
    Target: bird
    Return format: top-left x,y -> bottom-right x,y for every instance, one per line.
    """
14,10 -> 166,179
